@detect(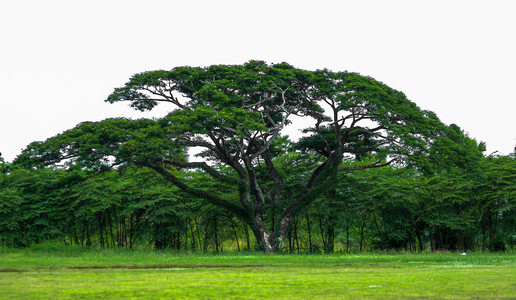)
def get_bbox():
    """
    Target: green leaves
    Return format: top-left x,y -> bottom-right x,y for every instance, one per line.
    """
163,106 -> 267,139
0,154 -> 11,174
413,123 -> 485,176
103,62 -> 446,166
15,61 -> 476,252
14,118 -> 185,171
